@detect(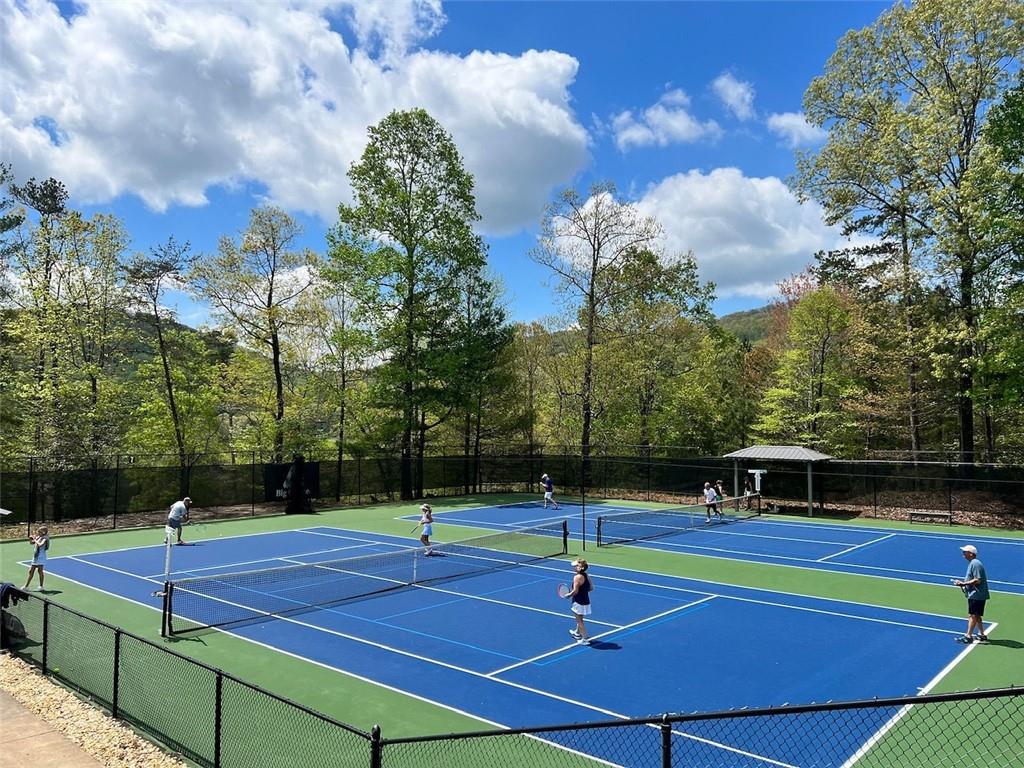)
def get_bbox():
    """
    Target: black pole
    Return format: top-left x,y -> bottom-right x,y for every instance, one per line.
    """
581,452 -> 587,552
661,714 -> 672,768
112,454 -> 120,529
112,630 -> 121,718
250,451 -> 256,516
41,599 -> 49,673
370,724 -> 382,768
214,672 -> 223,768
